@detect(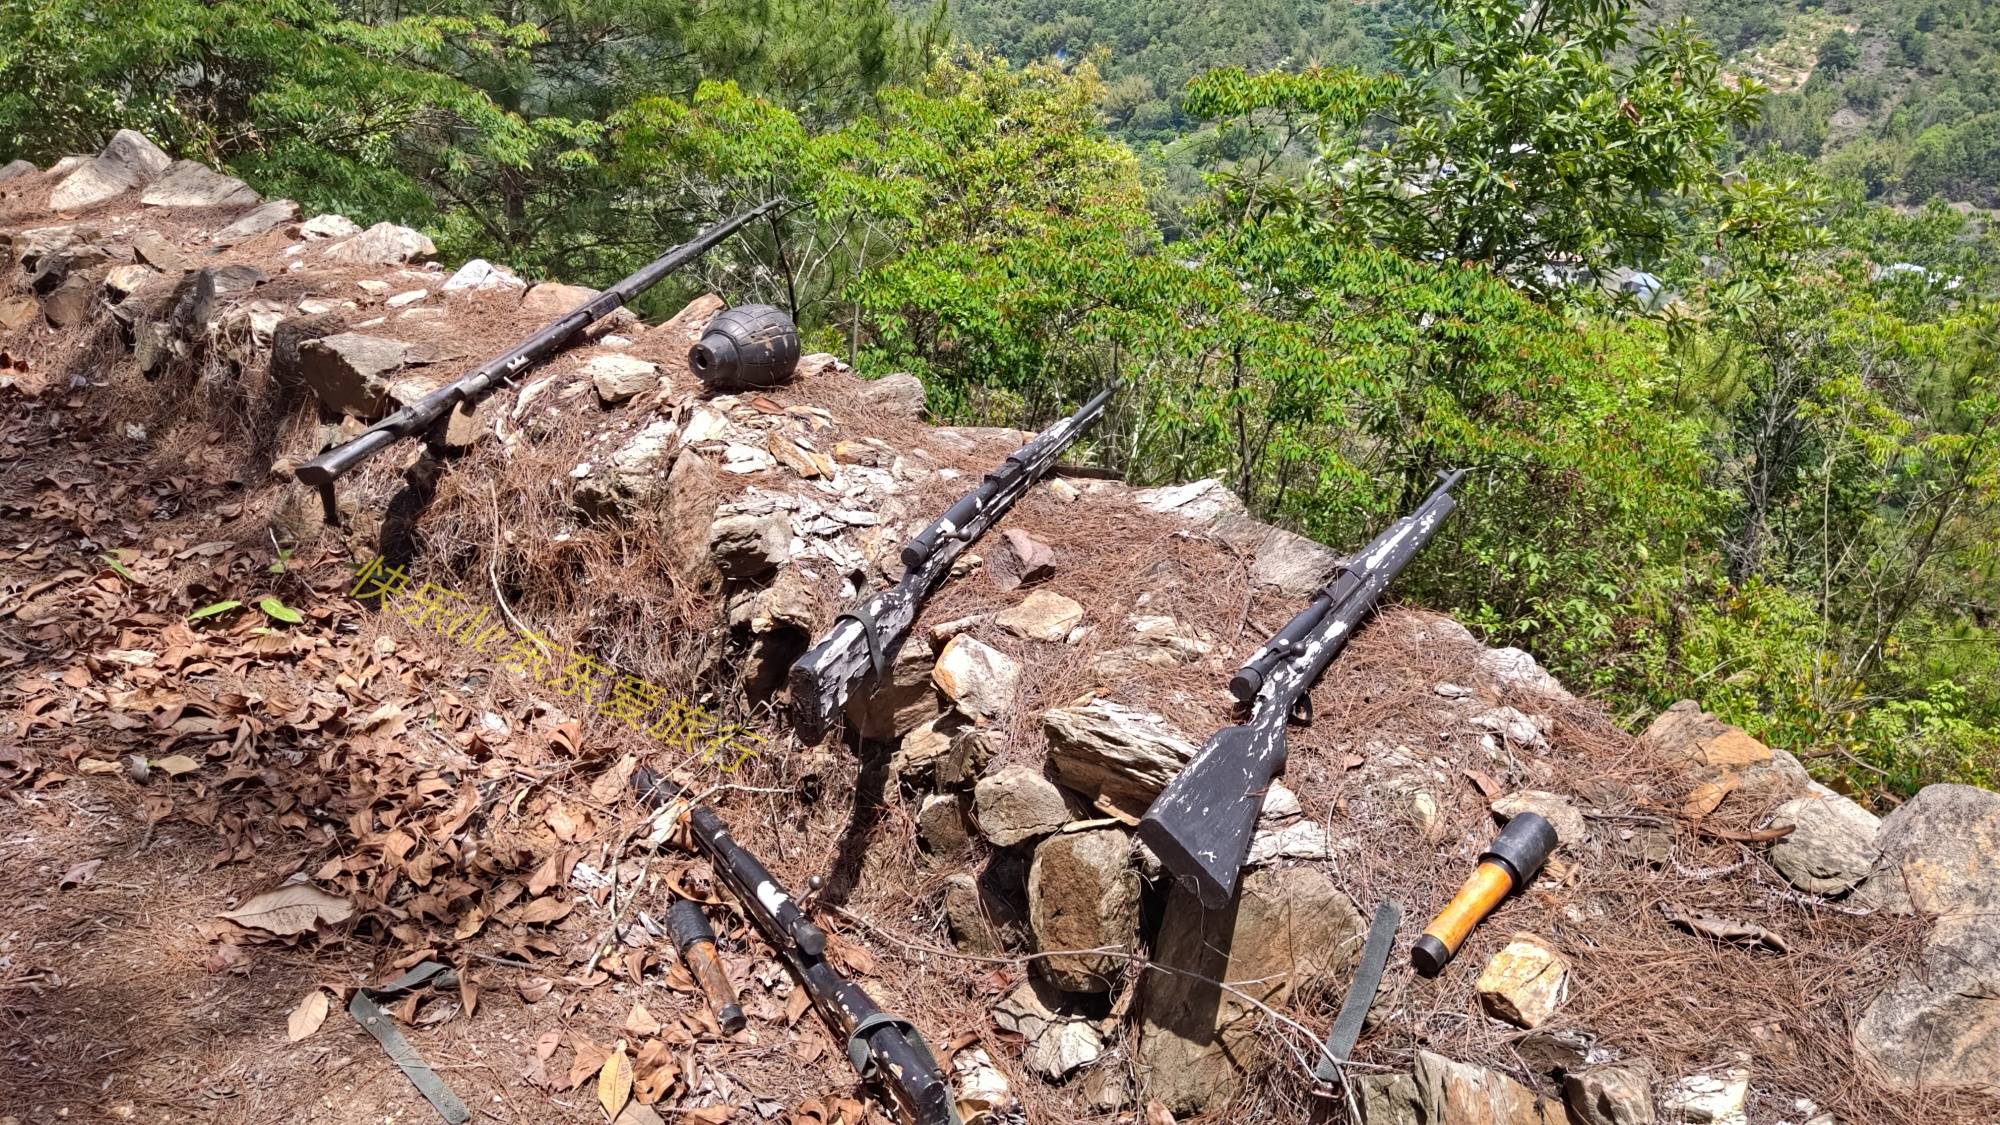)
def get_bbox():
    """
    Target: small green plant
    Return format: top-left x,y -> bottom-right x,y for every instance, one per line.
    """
187,600 -> 243,622
257,596 -> 304,625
